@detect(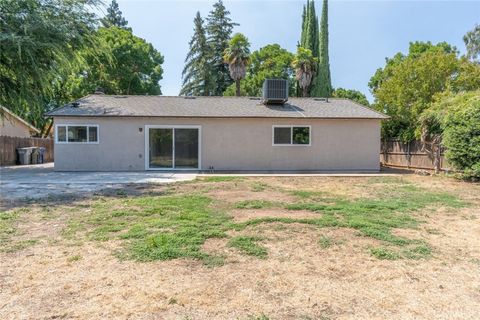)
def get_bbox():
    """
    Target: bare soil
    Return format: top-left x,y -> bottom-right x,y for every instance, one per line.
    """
1,175 -> 479,319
